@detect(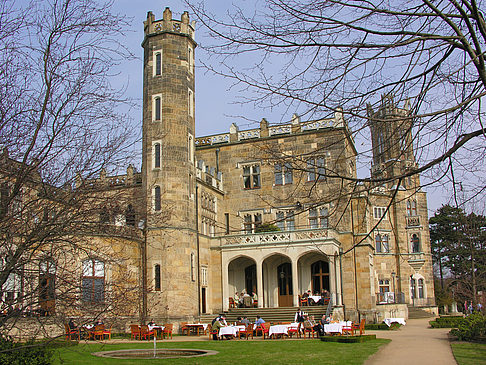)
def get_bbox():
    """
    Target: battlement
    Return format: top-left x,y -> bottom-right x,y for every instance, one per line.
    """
75,165 -> 142,190
195,109 -> 346,147
196,160 -> 223,191
144,7 -> 195,40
